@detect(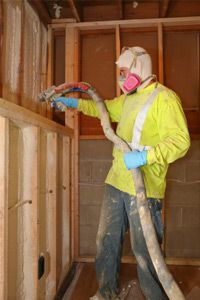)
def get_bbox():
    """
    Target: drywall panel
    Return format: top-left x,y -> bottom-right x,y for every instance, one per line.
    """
80,32 -> 116,135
